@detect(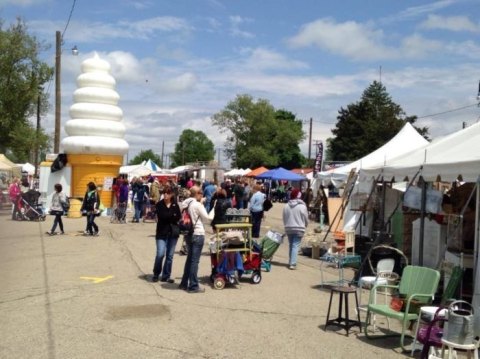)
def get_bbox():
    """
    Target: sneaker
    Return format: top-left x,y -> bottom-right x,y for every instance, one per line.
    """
93,231 -> 99,236
178,284 -> 188,291
60,231 -> 65,235
83,231 -> 92,236
288,265 -> 296,270
160,278 -> 175,283
46,231 -> 56,236
152,276 -> 159,283
187,287 -> 205,294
